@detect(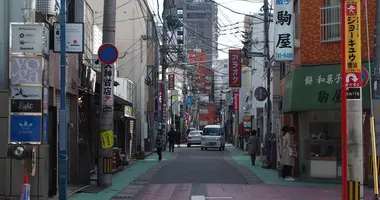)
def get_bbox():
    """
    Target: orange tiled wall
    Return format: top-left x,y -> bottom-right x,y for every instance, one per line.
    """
298,0 -> 376,65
